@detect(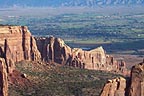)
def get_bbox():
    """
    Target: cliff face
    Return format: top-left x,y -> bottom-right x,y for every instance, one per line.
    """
1,25 -> 143,96
0,25 -> 127,96
36,37 -> 126,72
0,26 -> 42,96
100,61 -> 144,96
36,37 -> 71,64
0,26 -> 41,73
128,61 -> 144,96
100,77 -> 126,96
0,26 -> 126,72
0,58 -> 8,96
